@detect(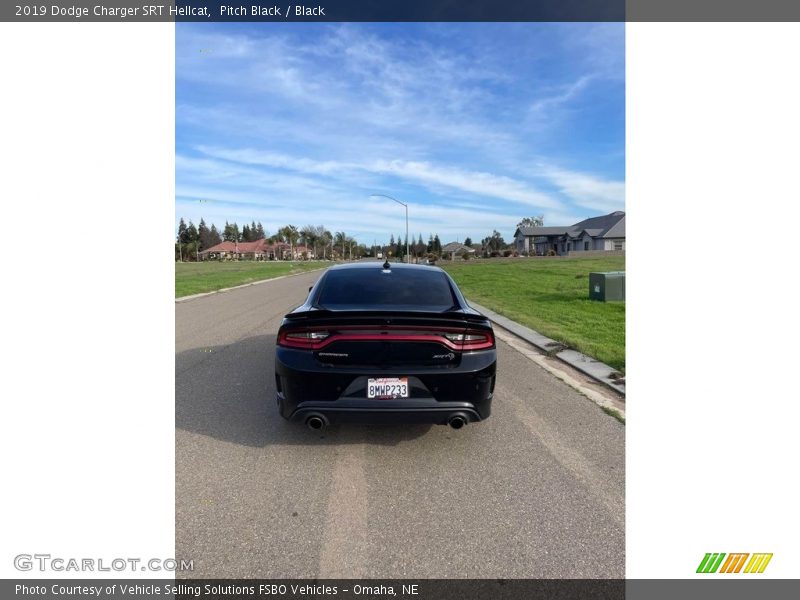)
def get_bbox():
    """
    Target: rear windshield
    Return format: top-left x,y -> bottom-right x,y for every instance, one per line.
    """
317,268 -> 457,311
